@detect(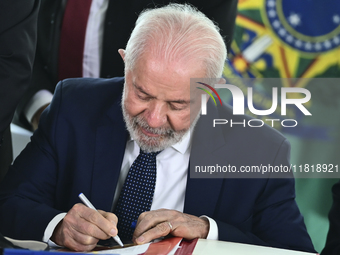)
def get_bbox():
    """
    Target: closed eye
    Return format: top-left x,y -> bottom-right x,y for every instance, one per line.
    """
169,102 -> 188,111
137,93 -> 153,101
